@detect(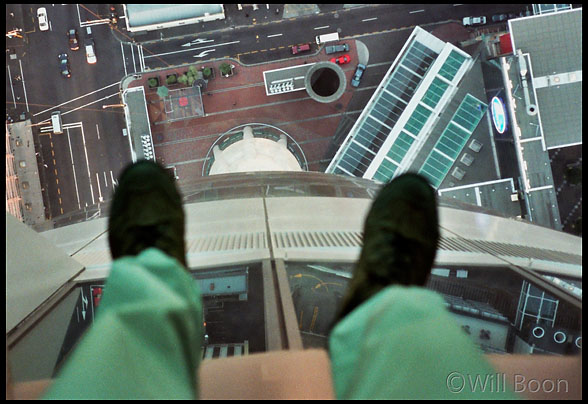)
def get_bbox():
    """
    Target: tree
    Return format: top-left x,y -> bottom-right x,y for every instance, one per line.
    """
166,74 -> 177,85
202,67 -> 212,80
147,77 -> 159,88
178,74 -> 188,85
185,66 -> 203,86
219,62 -> 232,77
